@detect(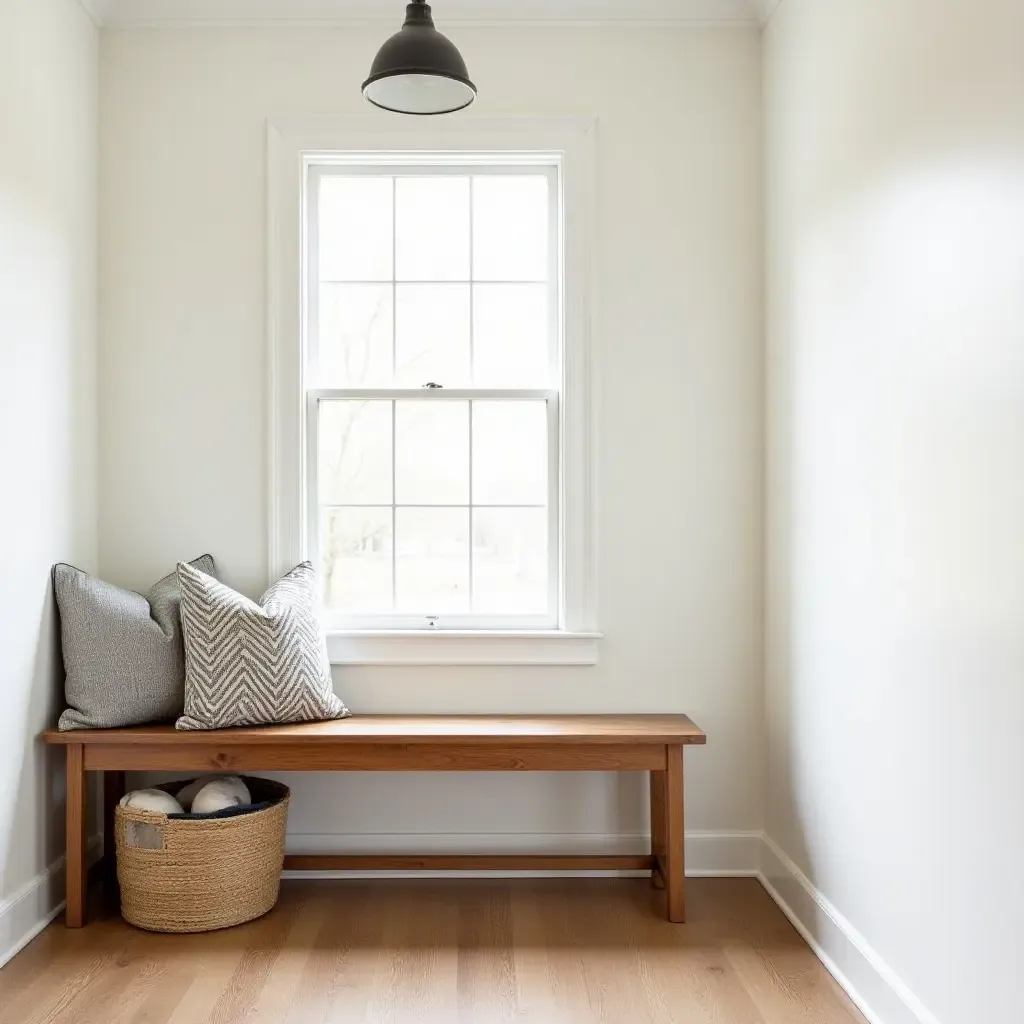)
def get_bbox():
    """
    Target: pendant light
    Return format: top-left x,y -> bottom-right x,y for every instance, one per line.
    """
362,1 -> 477,116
